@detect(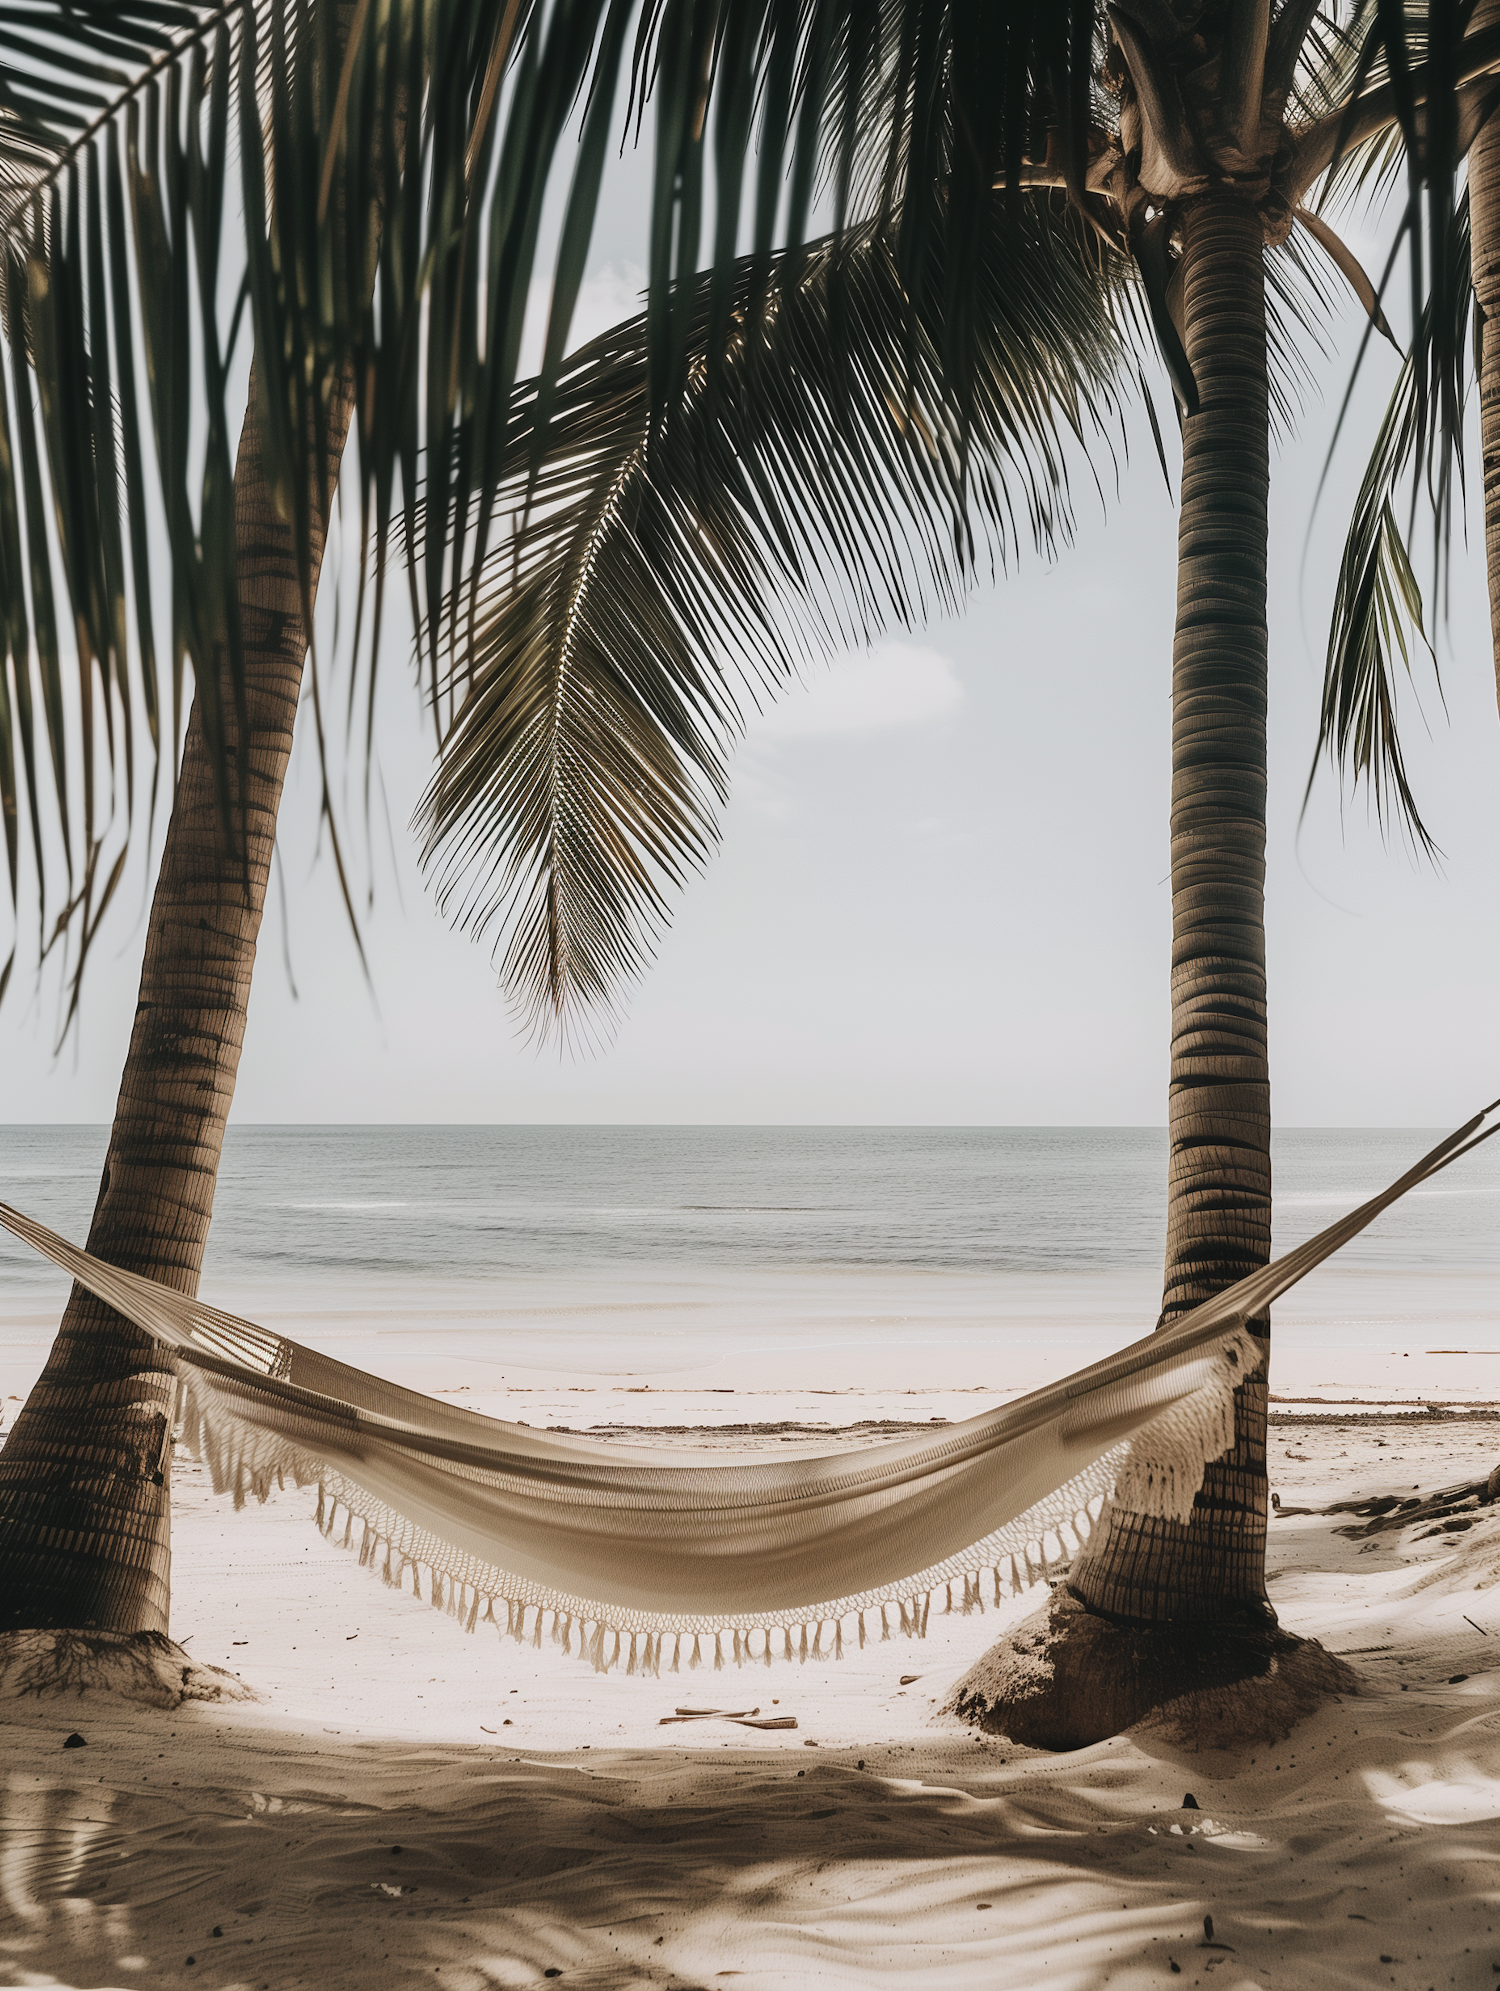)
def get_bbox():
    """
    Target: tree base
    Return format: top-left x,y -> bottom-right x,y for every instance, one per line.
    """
948,1589 -> 1358,1752
0,1628 -> 260,1709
